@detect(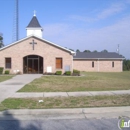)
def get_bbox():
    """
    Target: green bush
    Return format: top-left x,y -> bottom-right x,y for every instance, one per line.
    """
55,71 -> 62,75
123,59 -> 130,71
43,72 -> 55,75
73,69 -> 80,76
65,71 -> 71,75
0,67 -> 4,74
5,70 -> 10,74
